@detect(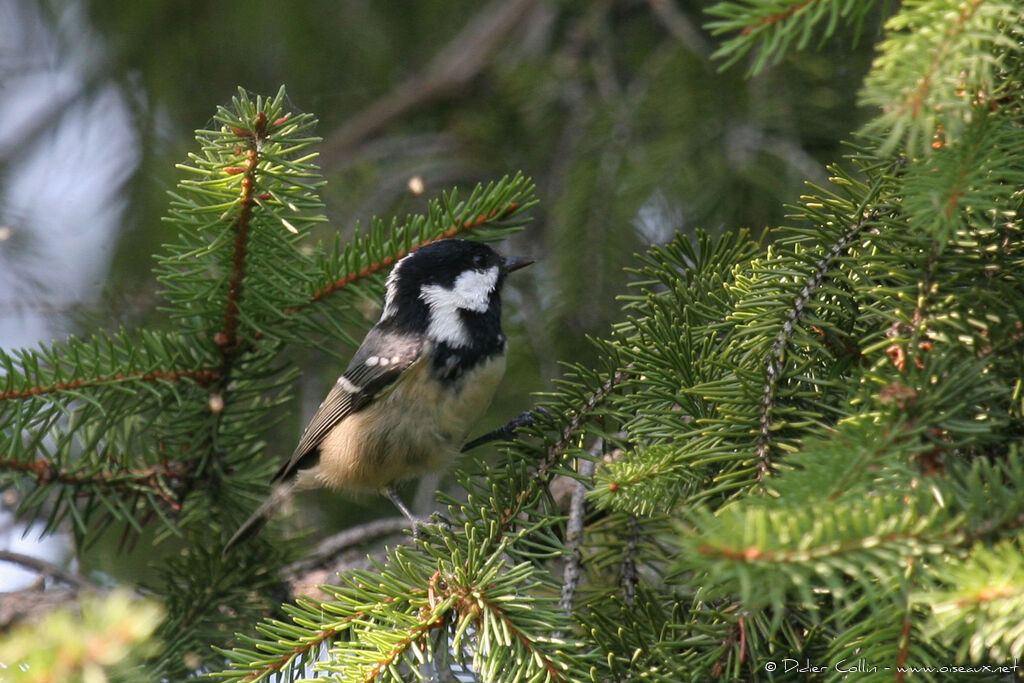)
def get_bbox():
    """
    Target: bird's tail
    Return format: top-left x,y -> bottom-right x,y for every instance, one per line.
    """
223,481 -> 295,554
